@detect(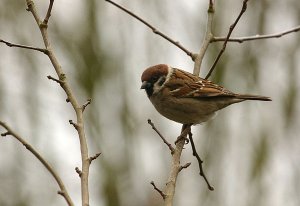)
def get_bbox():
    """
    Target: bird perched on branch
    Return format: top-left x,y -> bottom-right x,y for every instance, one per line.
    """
141,64 -> 271,124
